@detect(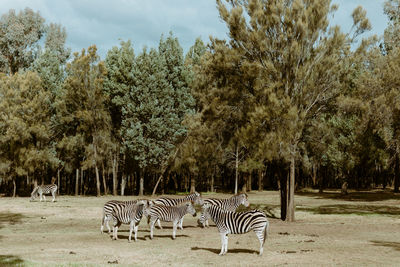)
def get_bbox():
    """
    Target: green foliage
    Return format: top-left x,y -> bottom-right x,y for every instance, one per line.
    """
0,72 -> 58,180
0,8 -> 45,74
